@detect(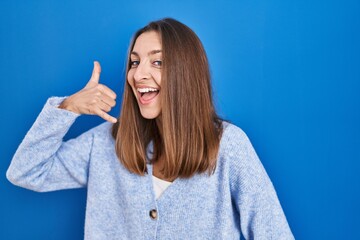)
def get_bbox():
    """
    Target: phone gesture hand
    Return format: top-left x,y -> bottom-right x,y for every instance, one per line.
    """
59,61 -> 117,123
